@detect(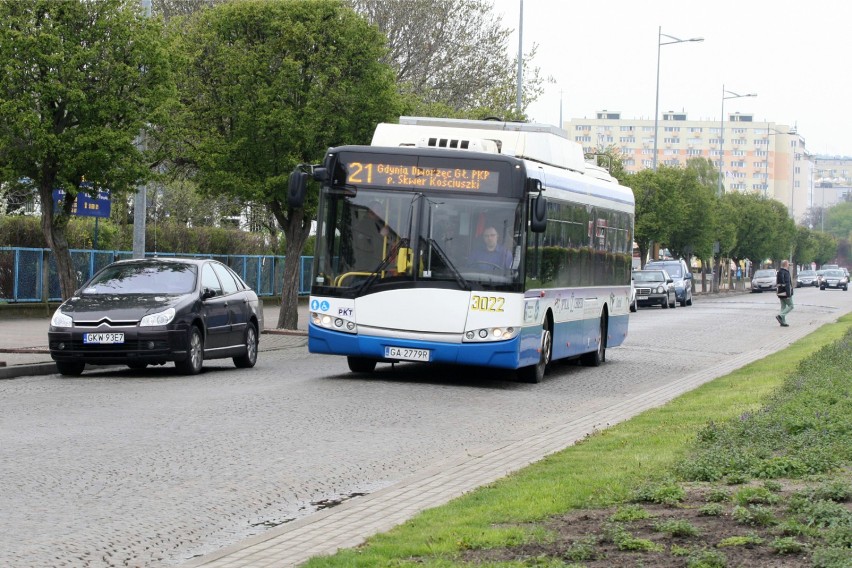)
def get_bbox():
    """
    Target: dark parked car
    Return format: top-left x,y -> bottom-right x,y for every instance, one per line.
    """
796,269 -> 819,287
632,269 -> 677,309
820,269 -> 849,291
643,259 -> 693,306
49,258 -> 263,376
